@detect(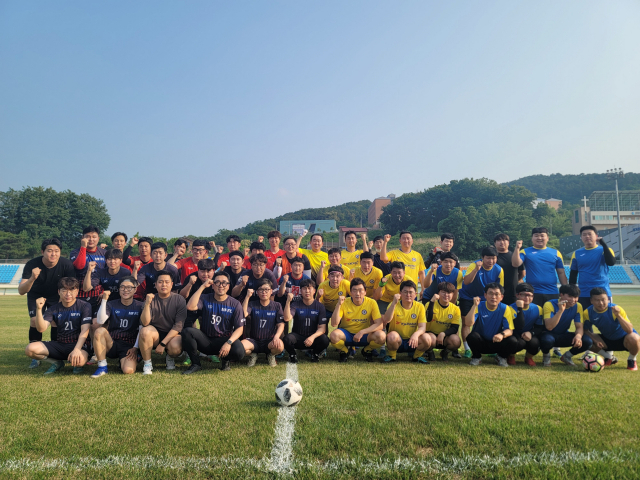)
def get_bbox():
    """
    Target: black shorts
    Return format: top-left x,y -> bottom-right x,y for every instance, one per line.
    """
27,298 -> 55,318
459,298 -> 474,317
533,293 -> 557,308
155,329 -> 171,345
600,335 -> 629,352
107,340 -> 135,360
42,341 -> 90,360
247,338 -> 272,354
